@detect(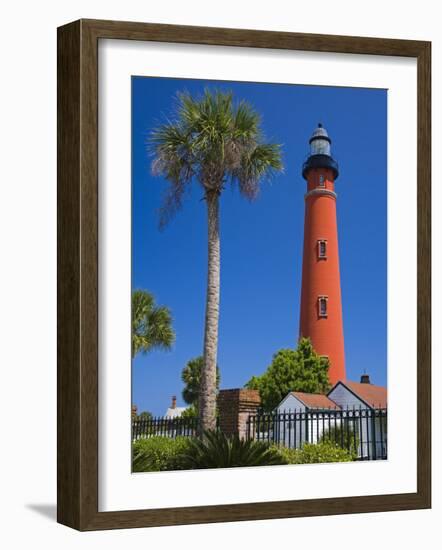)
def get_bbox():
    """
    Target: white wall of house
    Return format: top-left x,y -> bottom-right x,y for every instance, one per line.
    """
328,383 -> 367,409
277,394 -> 306,413
276,395 -> 343,449
304,412 -> 344,448
328,384 -> 369,457
276,409 -> 344,449
328,383 -> 387,459
276,394 -> 305,448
